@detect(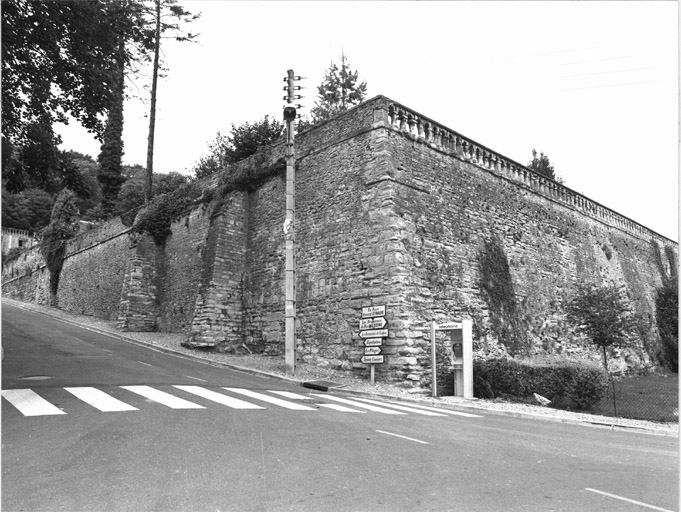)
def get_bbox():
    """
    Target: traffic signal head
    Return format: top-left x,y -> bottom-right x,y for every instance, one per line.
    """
283,106 -> 297,122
